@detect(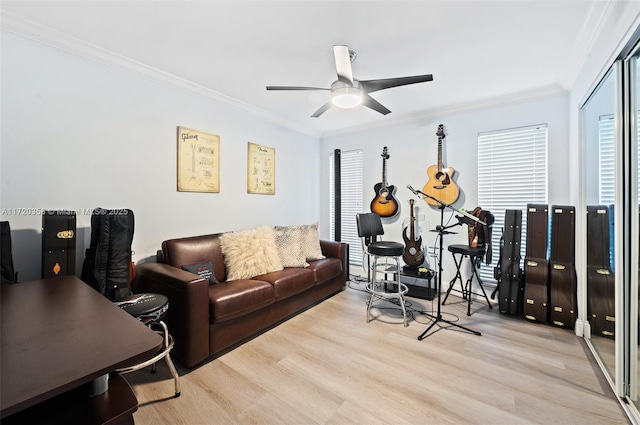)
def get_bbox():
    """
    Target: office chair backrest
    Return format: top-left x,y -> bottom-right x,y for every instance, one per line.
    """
356,213 -> 384,245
